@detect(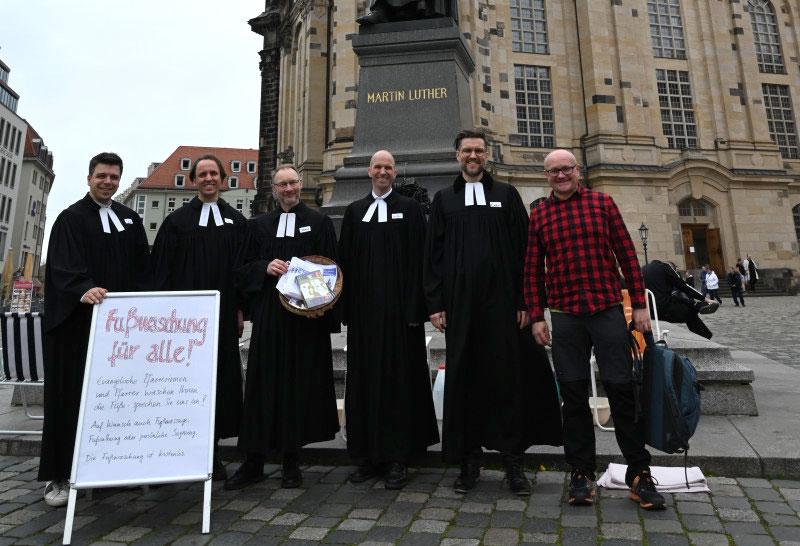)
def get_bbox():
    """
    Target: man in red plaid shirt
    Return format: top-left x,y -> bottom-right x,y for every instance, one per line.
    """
524,149 -> 665,511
